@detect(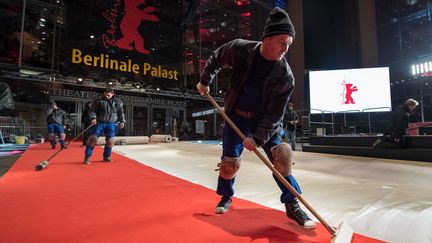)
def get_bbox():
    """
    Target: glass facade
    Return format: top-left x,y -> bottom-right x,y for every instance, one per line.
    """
376,0 -> 432,65
0,0 -> 278,140
376,0 -> 432,122
1,0 -> 429,140
0,0 -> 23,66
